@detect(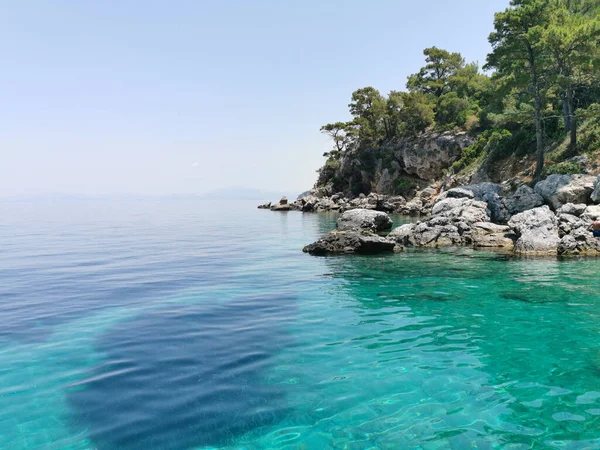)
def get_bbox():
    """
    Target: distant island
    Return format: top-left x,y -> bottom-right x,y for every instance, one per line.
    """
199,187 -> 294,201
